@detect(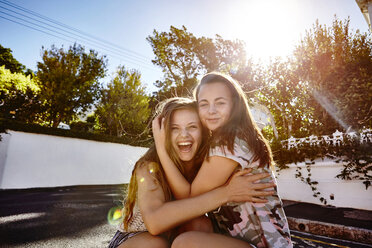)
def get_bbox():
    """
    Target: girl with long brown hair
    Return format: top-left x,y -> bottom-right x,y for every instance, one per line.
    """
153,73 -> 292,247
109,97 -> 275,248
